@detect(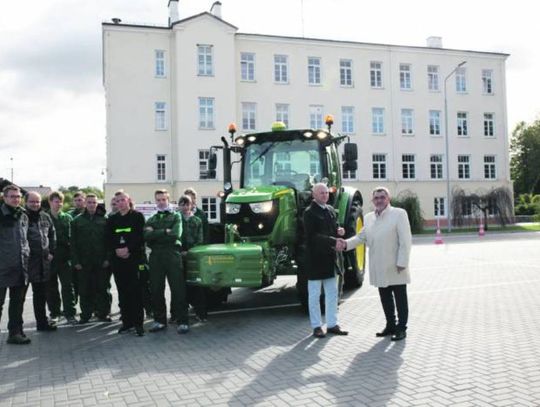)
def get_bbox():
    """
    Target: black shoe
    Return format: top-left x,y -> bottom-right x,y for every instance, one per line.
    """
327,325 -> 349,336
37,323 -> 57,332
391,331 -> 407,341
168,317 -> 177,325
135,326 -> 145,337
78,318 -> 90,325
117,325 -> 134,334
376,327 -> 396,337
7,334 -> 31,345
313,327 -> 326,338
97,316 -> 112,323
